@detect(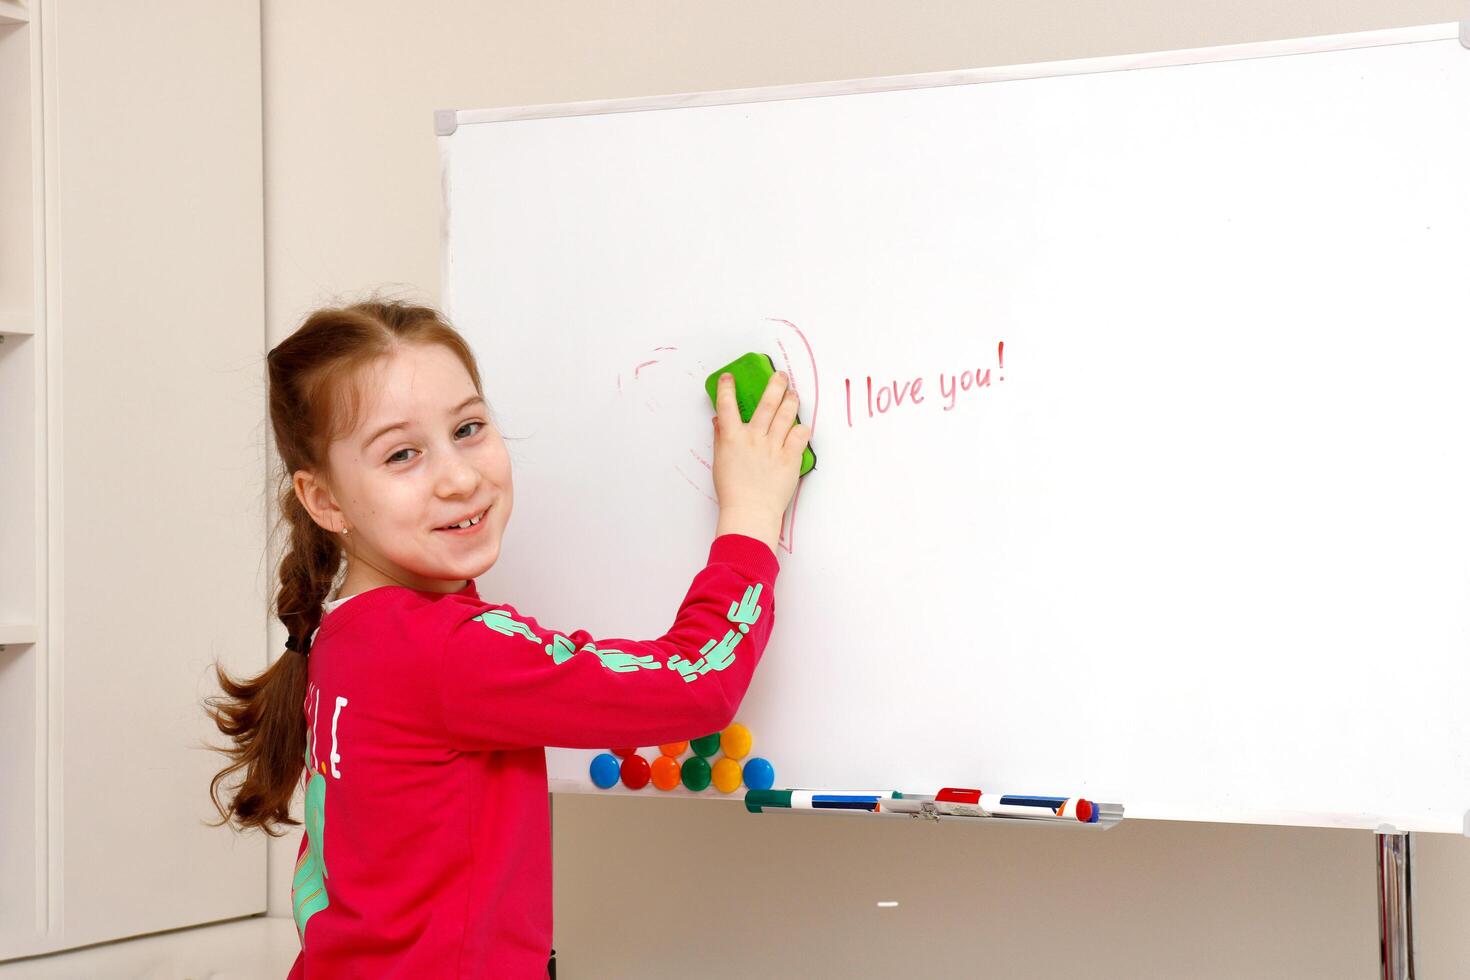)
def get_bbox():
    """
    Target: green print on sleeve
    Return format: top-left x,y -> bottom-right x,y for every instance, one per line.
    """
544,633 -> 578,665
472,610 -> 540,642
584,644 -> 662,673
471,611 -> 662,671
667,583 -> 765,684
667,653 -> 705,683
469,585 -> 762,682
699,630 -> 742,672
728,584 -> 763,634
292,731 -> 330,940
